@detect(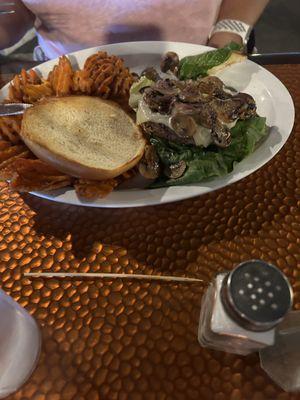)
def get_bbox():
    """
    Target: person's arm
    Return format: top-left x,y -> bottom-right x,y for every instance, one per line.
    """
0,0 -> 35,50
208,0 -> 270,48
